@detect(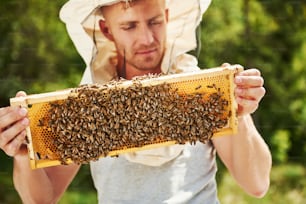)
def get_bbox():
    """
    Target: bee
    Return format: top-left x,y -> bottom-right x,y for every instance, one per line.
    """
37,118 -> 45,127
195,85 -> 202,90
206,83 -> 216,89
